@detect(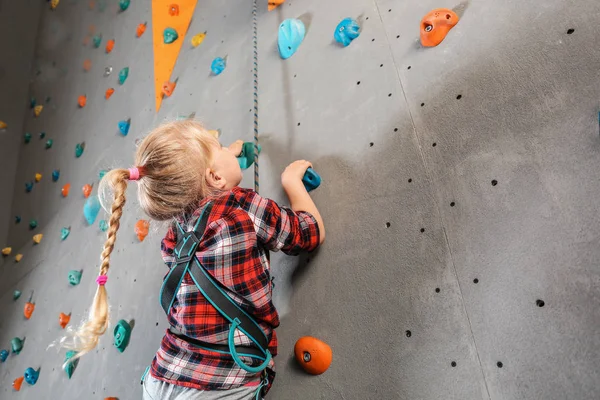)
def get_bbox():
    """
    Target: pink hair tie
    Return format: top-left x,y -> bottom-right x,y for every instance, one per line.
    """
96,275 -> 108,286
128,167 -> 140,181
